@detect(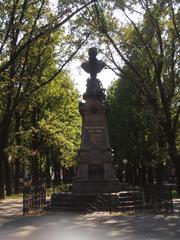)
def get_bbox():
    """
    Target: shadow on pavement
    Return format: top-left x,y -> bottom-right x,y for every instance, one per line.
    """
0,198 -> 180,240
0,212 -> 180,240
